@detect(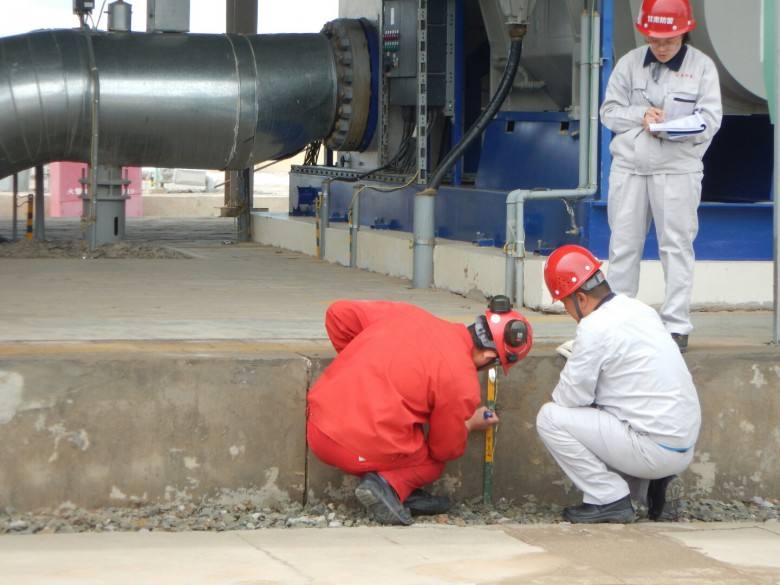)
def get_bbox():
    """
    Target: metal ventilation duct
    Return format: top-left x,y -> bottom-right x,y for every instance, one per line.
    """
0,20 -> 374,179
